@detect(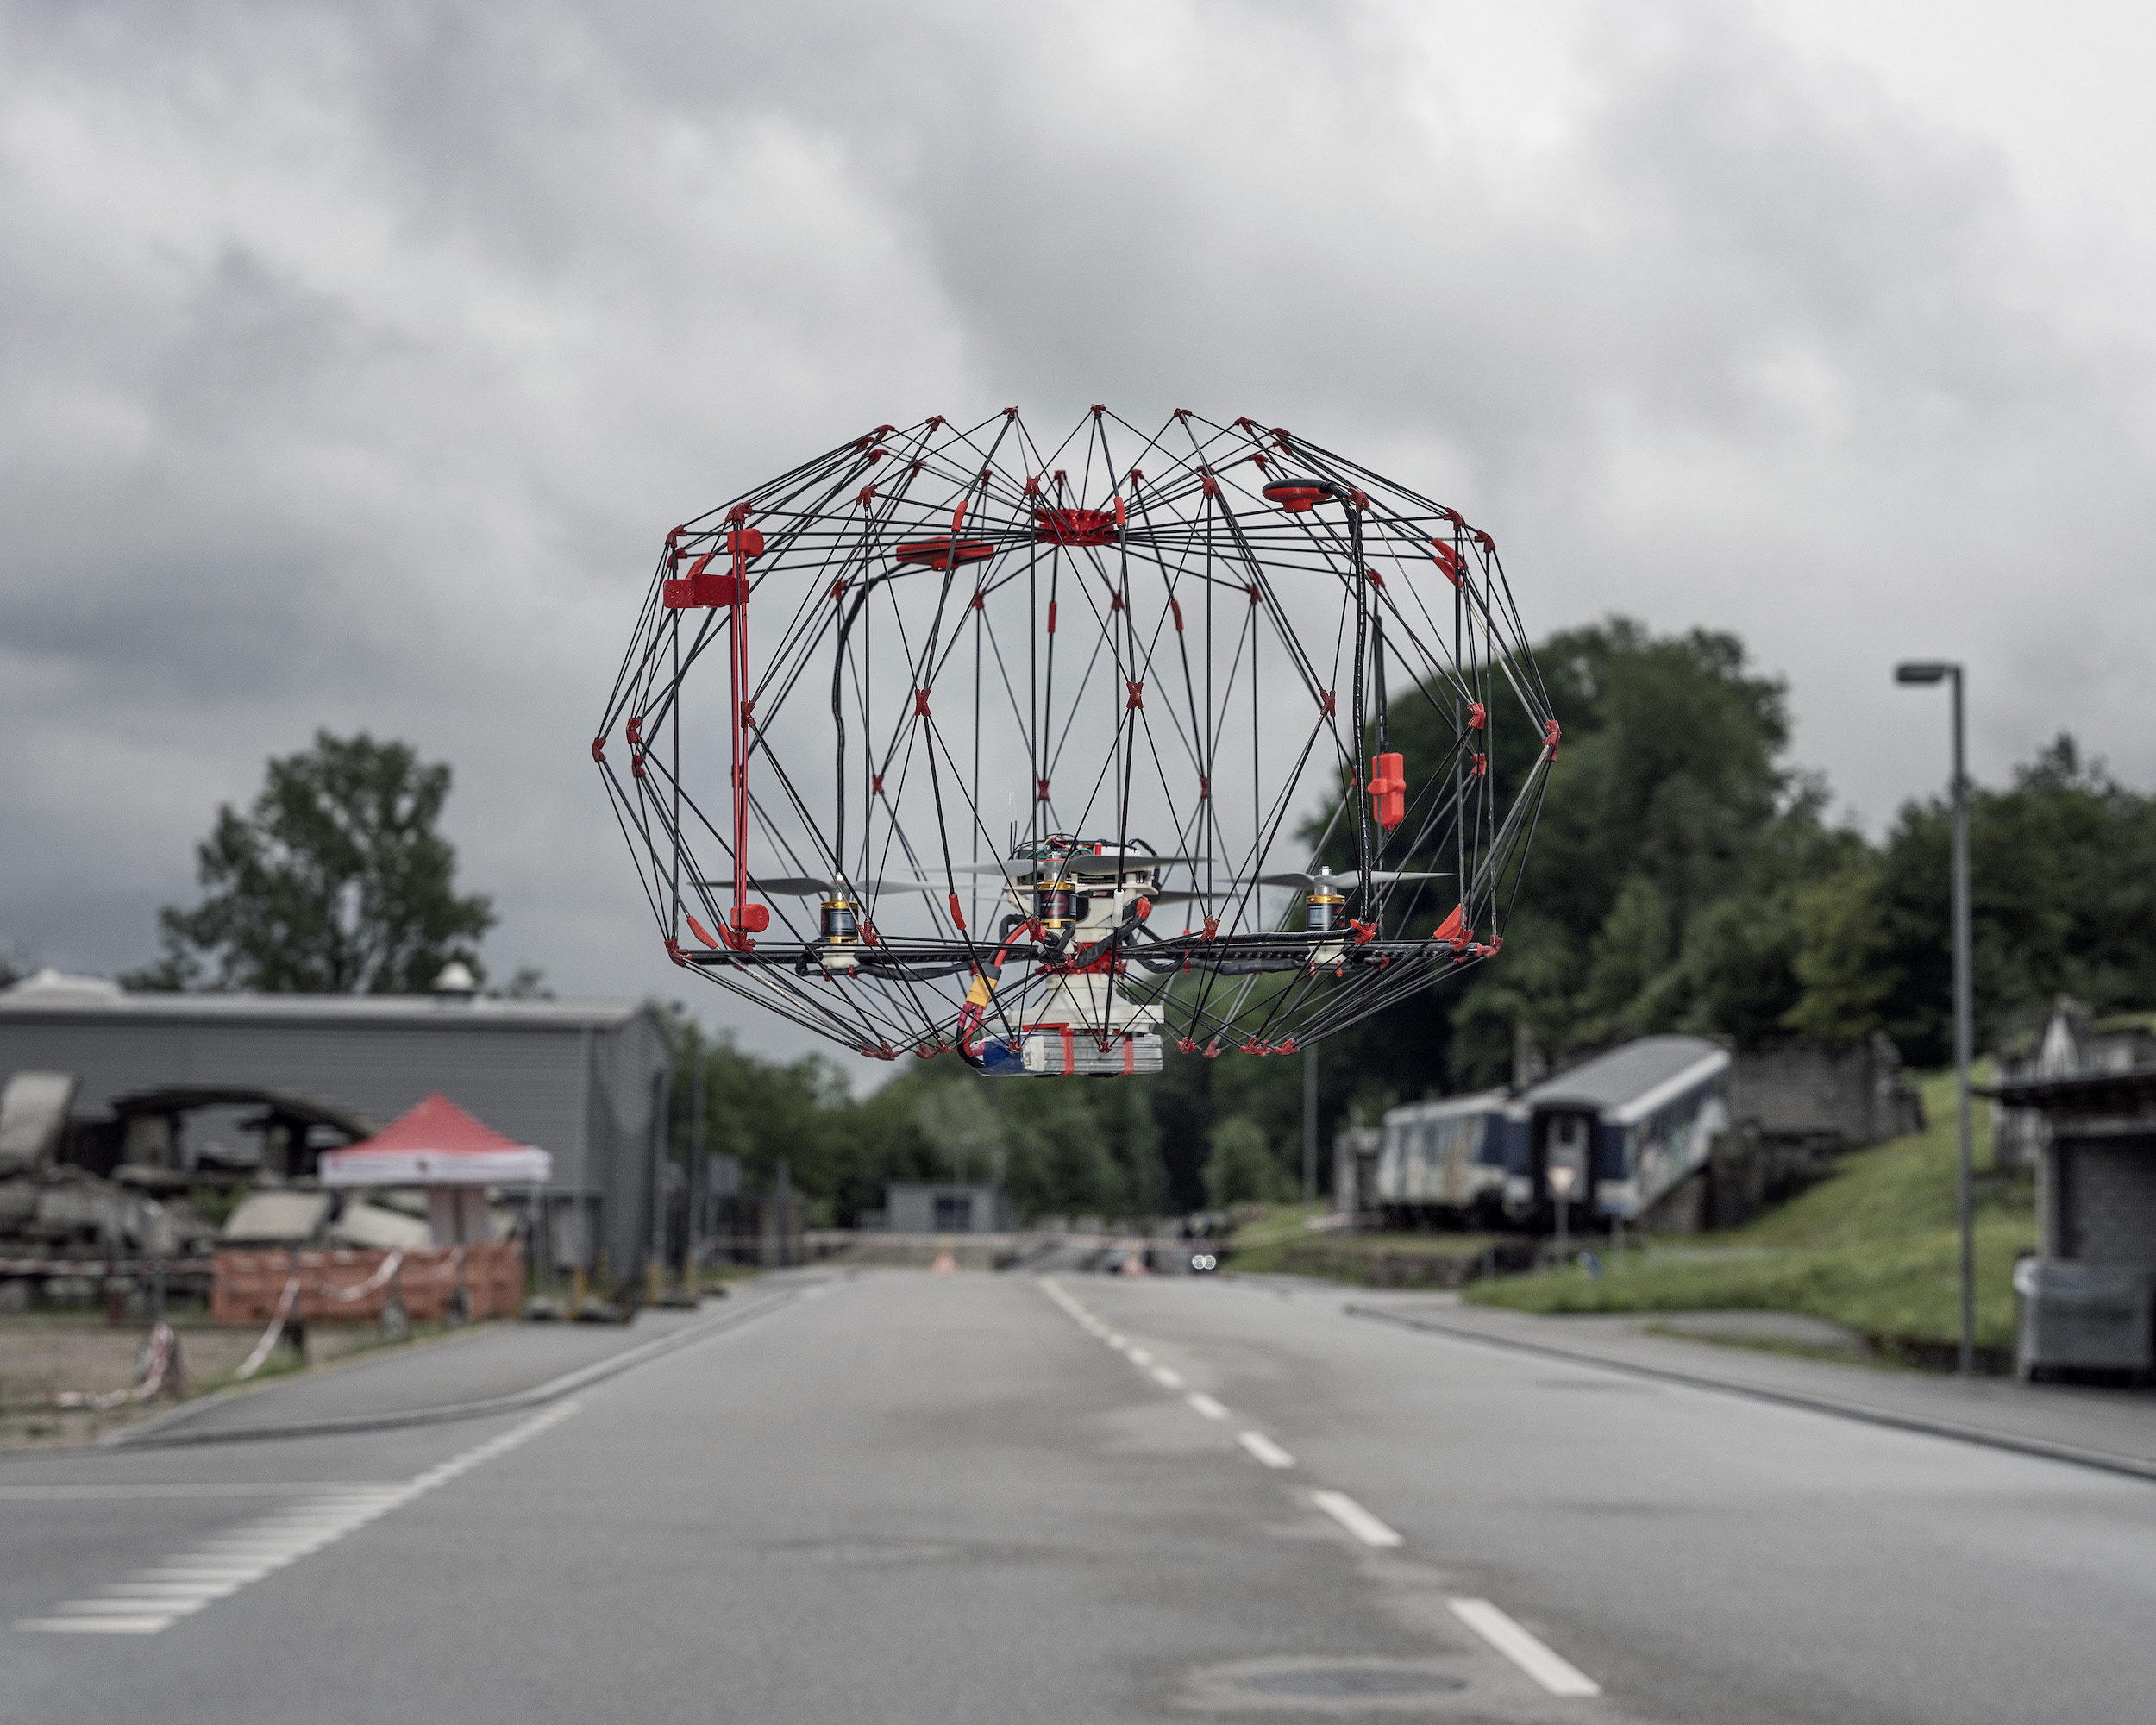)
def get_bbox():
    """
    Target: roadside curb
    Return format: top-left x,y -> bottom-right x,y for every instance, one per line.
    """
106,1284 -> 810,1449
1345,1304 -> 2156,1485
